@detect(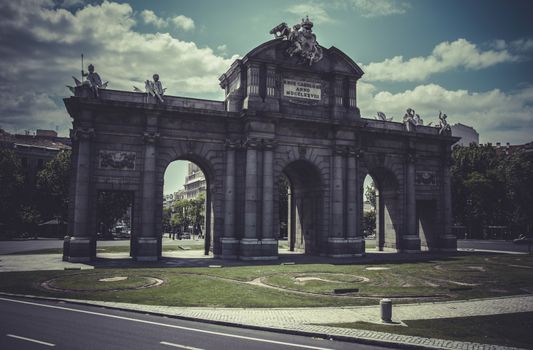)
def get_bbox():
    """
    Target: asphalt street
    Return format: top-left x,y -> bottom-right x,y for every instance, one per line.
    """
0,237 -> 203,255
0,297 -> 391,350
2,238 -> 529,255
457,239 -> 531,254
